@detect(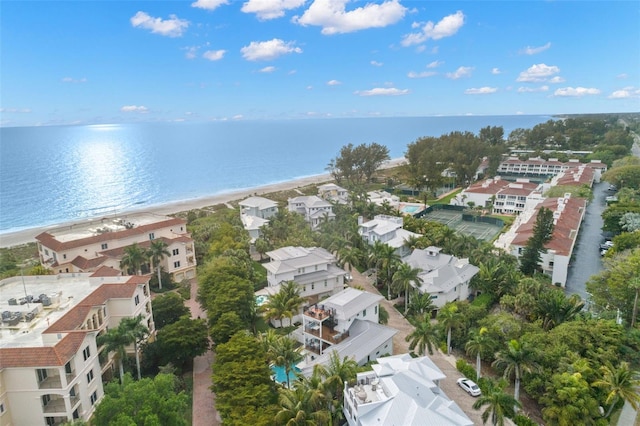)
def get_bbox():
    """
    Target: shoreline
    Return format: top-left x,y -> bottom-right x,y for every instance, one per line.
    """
0,158 -> 406,249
